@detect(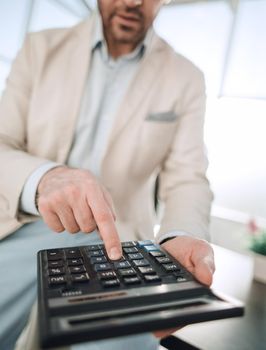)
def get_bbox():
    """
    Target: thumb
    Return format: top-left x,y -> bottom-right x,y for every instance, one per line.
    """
194,256 -> 215,286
